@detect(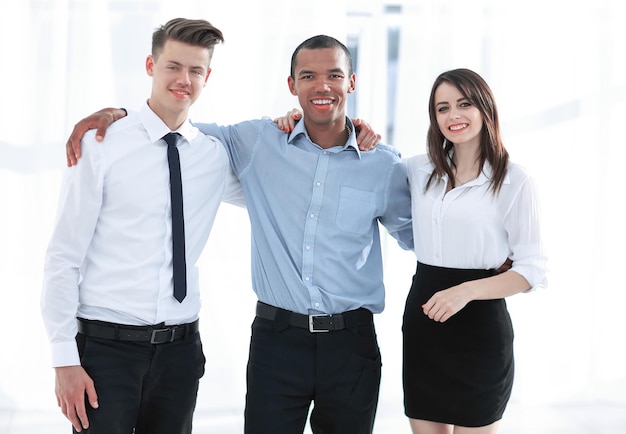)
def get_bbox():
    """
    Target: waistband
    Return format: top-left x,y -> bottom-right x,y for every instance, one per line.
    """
255,302 -> 372,333
416,261 -> 495,280
77,318 -> 199,344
